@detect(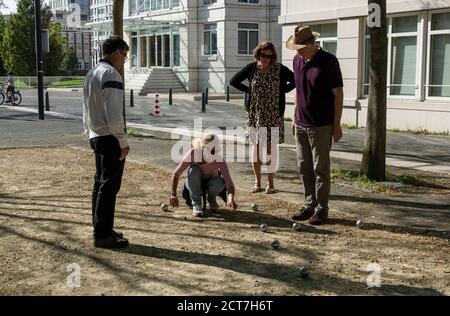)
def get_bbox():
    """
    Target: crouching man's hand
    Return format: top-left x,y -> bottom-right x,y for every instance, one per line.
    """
170,195 -> 179,208
227,194 -> 238,210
